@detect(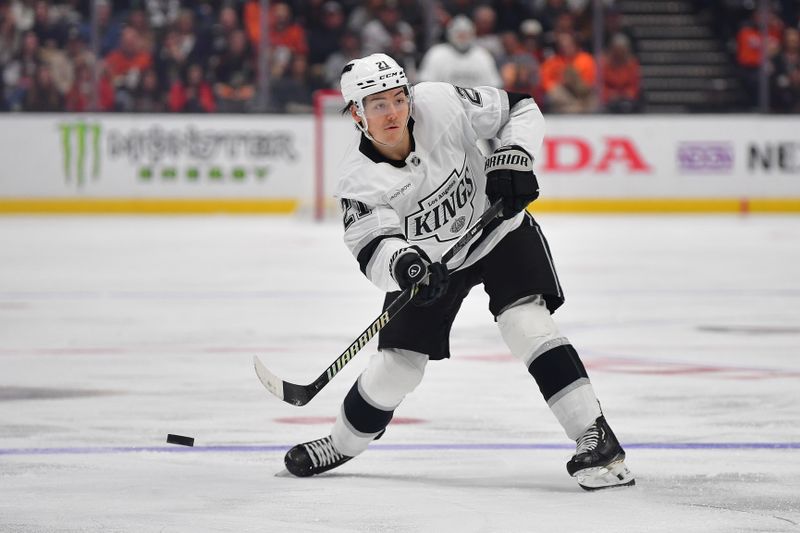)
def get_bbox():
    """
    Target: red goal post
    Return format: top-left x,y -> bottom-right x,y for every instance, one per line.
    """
310,88 -> 352,222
